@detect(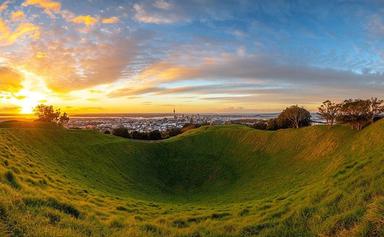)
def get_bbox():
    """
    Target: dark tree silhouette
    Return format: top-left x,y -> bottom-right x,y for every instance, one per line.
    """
336,99 -> 372,130
58,112 -> 70,125
112,127 -> 129,138
34,104 -> 70,125
369,97 -> 384,122
277,105 -> 311,128
148,130 -> 162,140
318,100 -> 339,125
